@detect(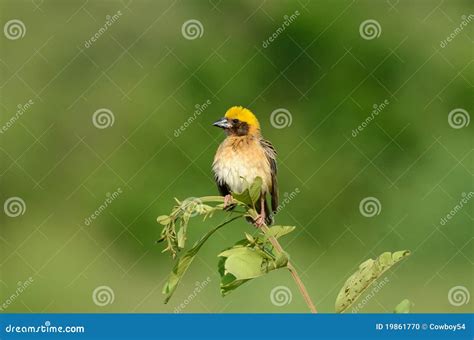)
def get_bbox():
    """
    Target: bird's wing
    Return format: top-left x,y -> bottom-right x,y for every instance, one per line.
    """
260,138 -> 278,213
